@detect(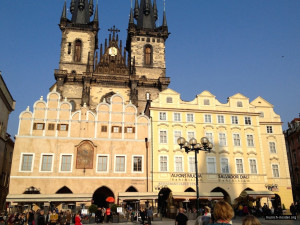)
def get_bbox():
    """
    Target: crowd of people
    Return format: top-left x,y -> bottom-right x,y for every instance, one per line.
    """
0,209 -> 72,225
